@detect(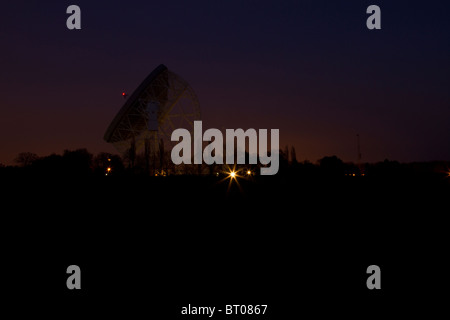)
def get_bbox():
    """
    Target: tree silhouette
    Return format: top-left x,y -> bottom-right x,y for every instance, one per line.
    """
284,145 -> 290,164
62,149 -> 93,176
15,152 -> 38,167
291,146 -> 298,164
318,155 -> 345,176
